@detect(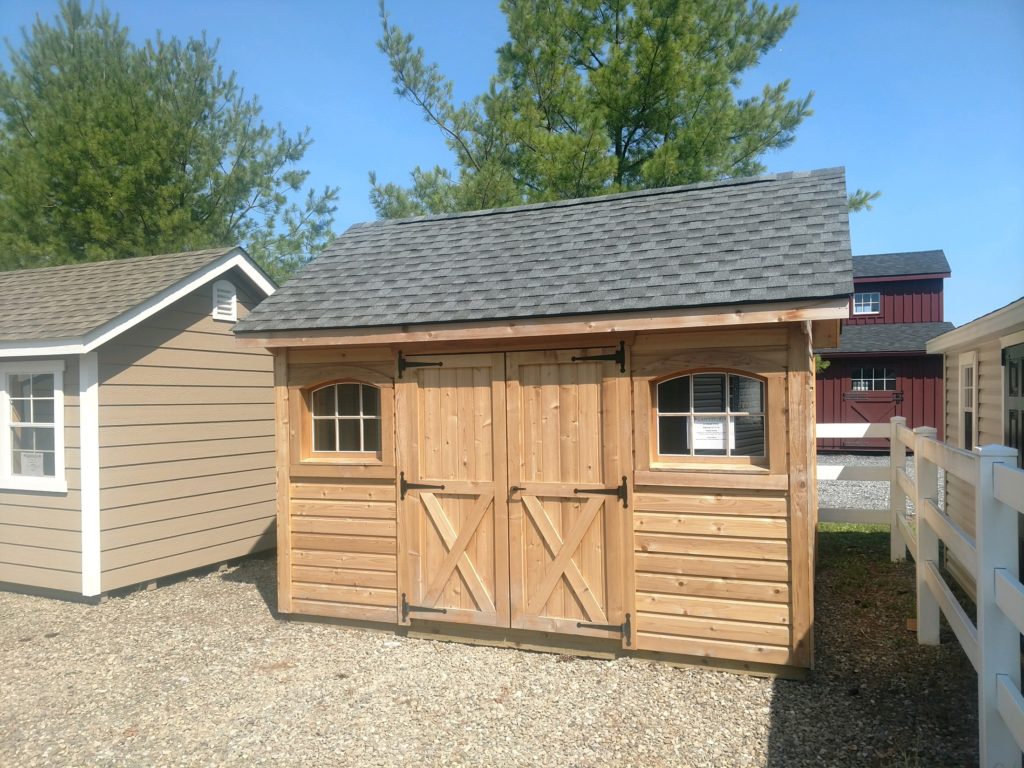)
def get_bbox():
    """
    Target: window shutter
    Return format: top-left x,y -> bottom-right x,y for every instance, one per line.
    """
212,280 -> 237,322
